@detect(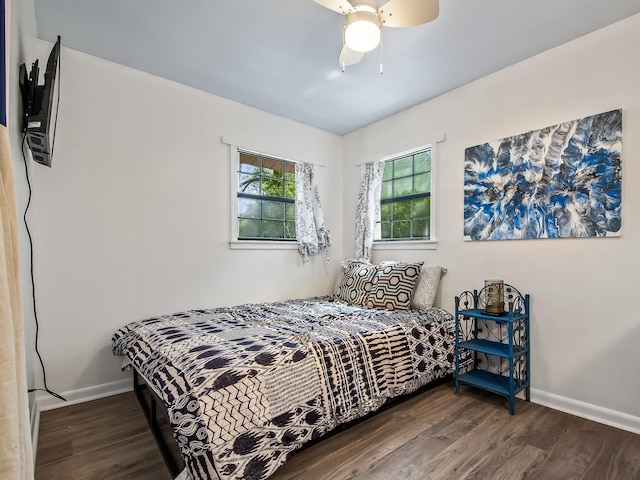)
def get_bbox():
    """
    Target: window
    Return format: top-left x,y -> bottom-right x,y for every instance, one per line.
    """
237,150 -> 297,240
377,148 -> 432,241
